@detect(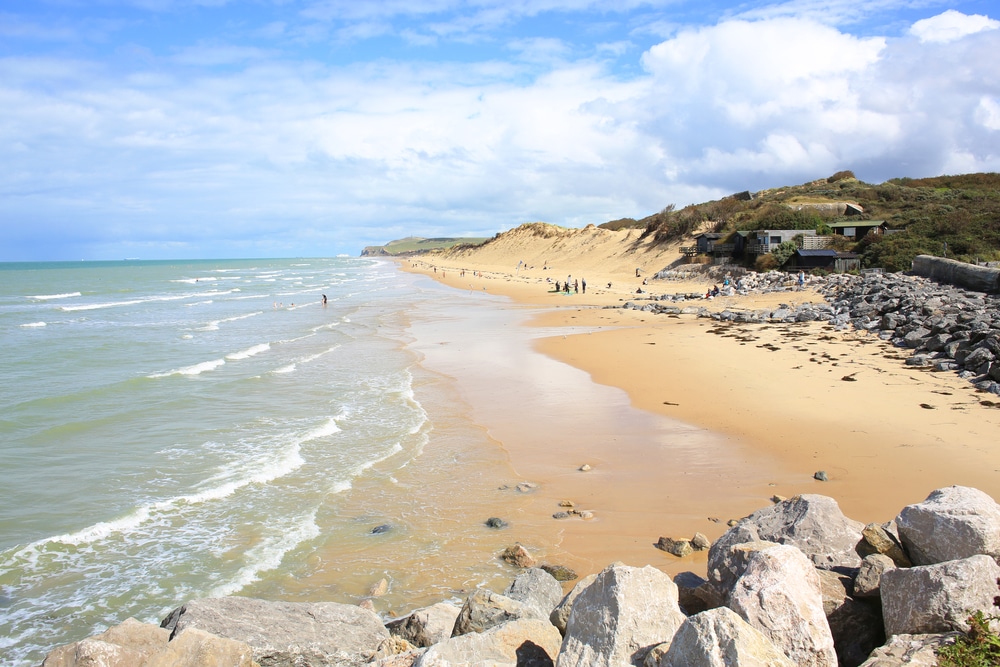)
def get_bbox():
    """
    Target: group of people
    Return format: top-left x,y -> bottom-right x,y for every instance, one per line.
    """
550,275 -> 586,294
